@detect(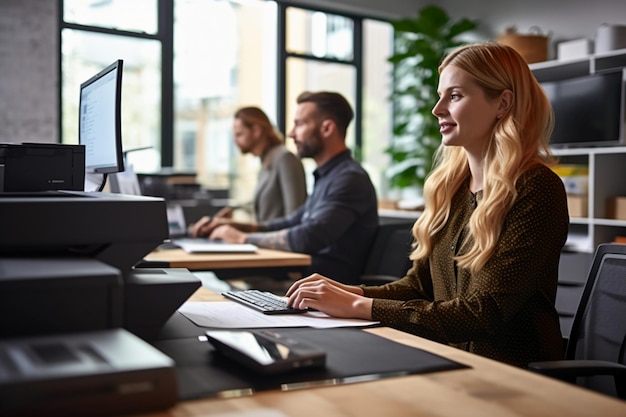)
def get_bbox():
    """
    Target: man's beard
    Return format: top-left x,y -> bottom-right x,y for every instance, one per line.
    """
296,127 -> 324,159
